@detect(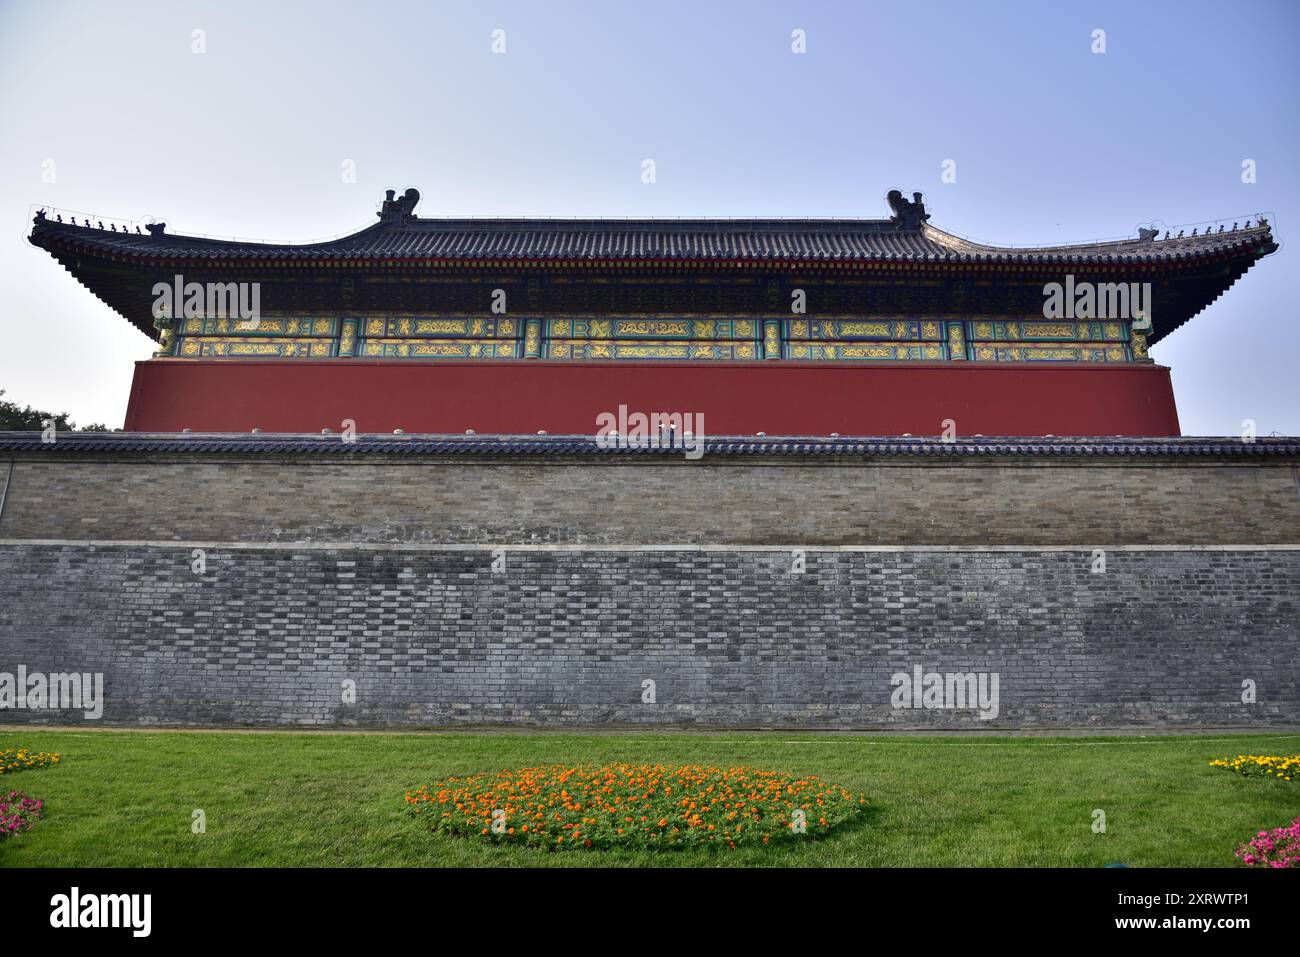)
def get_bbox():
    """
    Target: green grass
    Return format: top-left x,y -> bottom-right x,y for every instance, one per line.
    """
1,729 -> 1297,867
